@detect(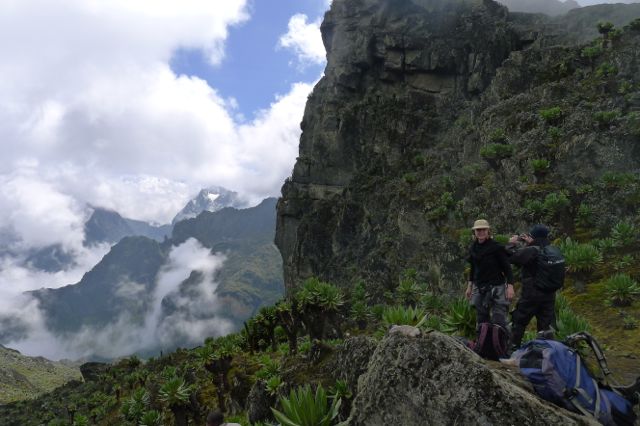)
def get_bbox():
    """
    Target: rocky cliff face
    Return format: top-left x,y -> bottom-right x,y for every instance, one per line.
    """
276,0 -> 640,297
